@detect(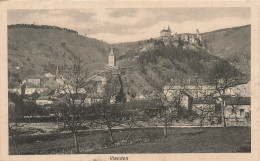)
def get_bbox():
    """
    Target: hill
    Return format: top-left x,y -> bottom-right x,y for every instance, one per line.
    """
112,25 -> 250,96
8,24 -> 110,80
201,25 -> 251,76
8,24 -> 249,97
115,40 -> 244,96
